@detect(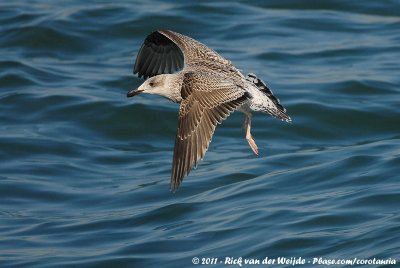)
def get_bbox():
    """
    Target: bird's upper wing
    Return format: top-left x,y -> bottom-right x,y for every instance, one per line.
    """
171,72 -> 249,192
134,30 -> 235,79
